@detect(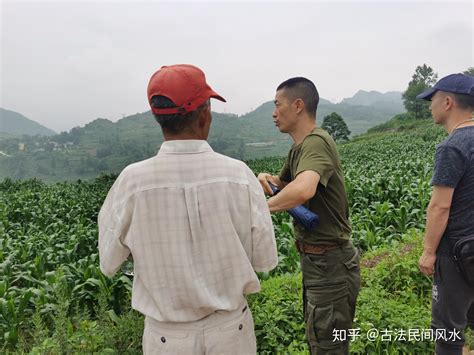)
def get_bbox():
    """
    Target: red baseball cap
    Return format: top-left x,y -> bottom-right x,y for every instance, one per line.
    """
147,64 -> 226,115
